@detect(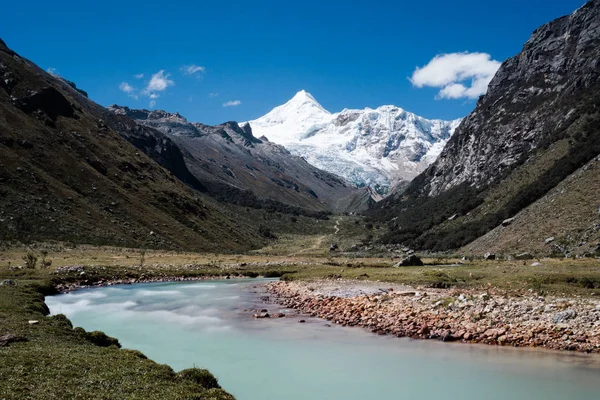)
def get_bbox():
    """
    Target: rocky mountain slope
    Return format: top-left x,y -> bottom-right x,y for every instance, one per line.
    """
371,0 -> 600,255
247,90 -> 461,194
0,38 -> 263,251
110,106 -> 371,213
